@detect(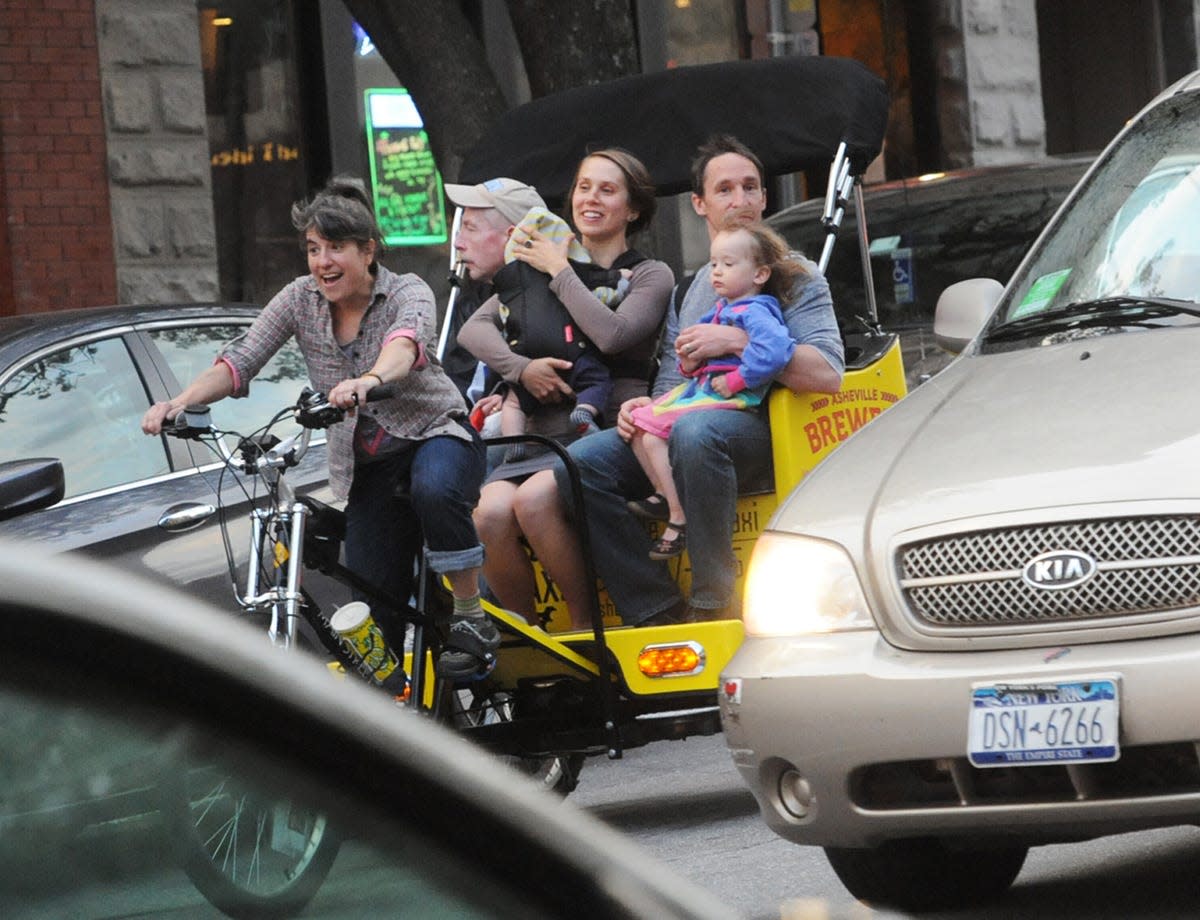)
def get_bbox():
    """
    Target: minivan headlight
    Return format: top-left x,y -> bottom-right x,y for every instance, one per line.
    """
742,532 -> 875,636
